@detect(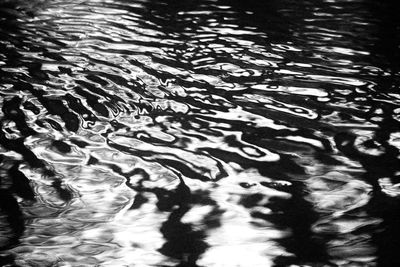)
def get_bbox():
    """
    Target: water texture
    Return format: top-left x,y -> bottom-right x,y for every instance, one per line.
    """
0,0 -> 399,266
